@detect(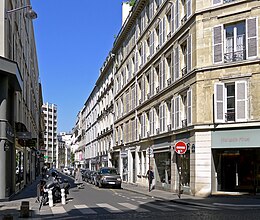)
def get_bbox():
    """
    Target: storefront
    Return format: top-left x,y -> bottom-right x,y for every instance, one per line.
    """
153,137 -> 171,191
212,128 -> 260,193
